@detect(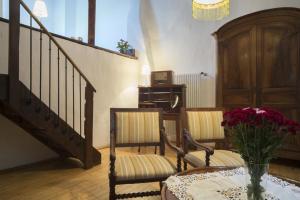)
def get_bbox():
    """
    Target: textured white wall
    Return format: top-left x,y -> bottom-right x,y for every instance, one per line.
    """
0,20 -> 139,169
130,0 -> 300,107
0,114 -> 58,170
55,38 -> 139,148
